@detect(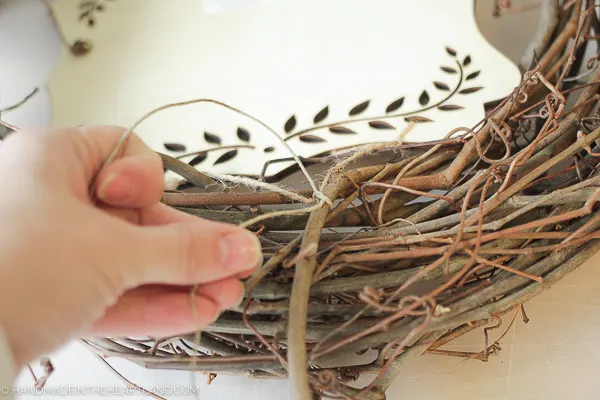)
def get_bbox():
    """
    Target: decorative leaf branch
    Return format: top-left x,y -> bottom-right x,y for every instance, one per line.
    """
161,46 -> 483,166
283,46 -> 480,143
